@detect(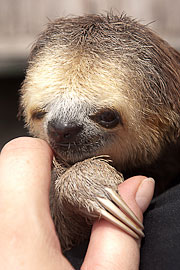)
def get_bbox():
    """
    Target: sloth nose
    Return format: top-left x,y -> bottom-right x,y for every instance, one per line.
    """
47,121 -> 83,144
